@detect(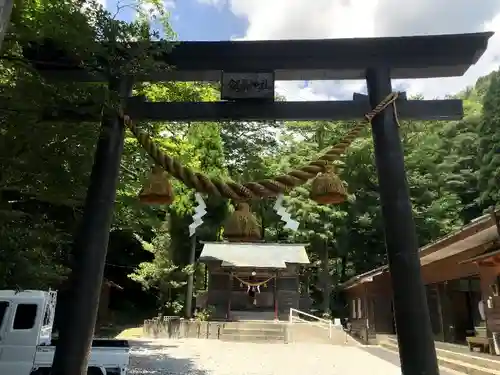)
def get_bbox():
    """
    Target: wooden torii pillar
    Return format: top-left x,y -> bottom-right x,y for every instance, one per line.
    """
24,32 -> 493,375
0,0 -> 14,51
